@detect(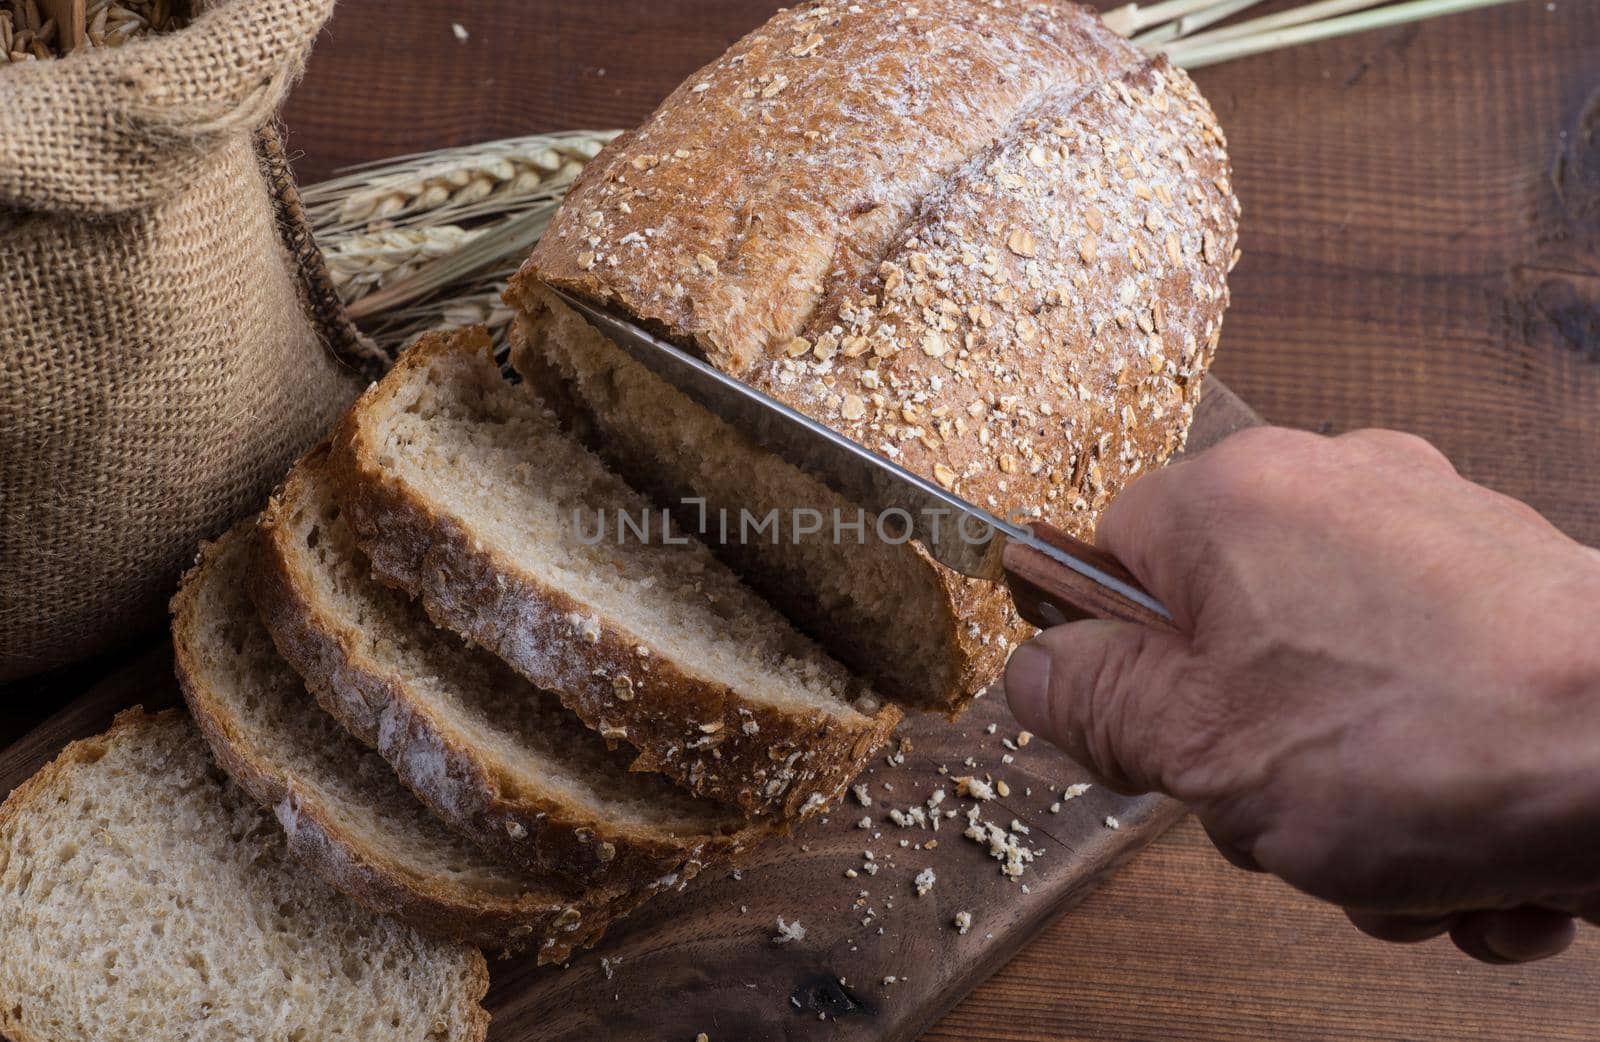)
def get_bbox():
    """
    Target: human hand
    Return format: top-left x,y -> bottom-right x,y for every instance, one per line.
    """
1004,426 -> 1600,963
